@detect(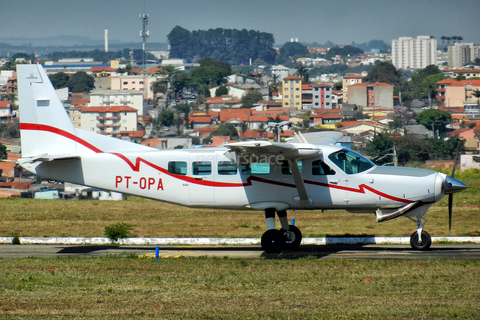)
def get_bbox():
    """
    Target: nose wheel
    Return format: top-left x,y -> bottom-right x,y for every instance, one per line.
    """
410,230 -> 431,251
